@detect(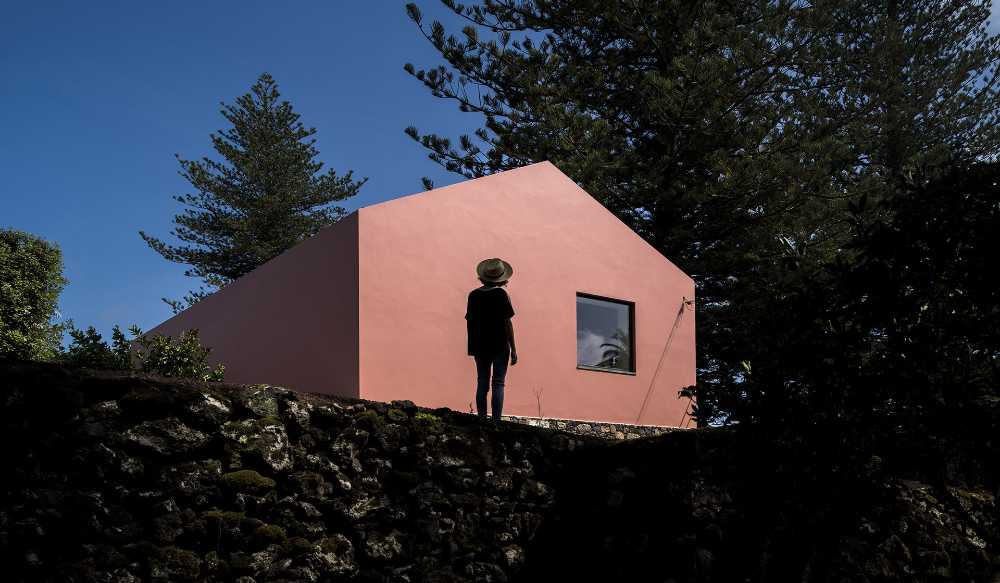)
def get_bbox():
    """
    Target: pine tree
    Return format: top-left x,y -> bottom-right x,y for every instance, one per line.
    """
141,73 -> 366,312
799,0 -> 1000,193
403,0 -> 1000,424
